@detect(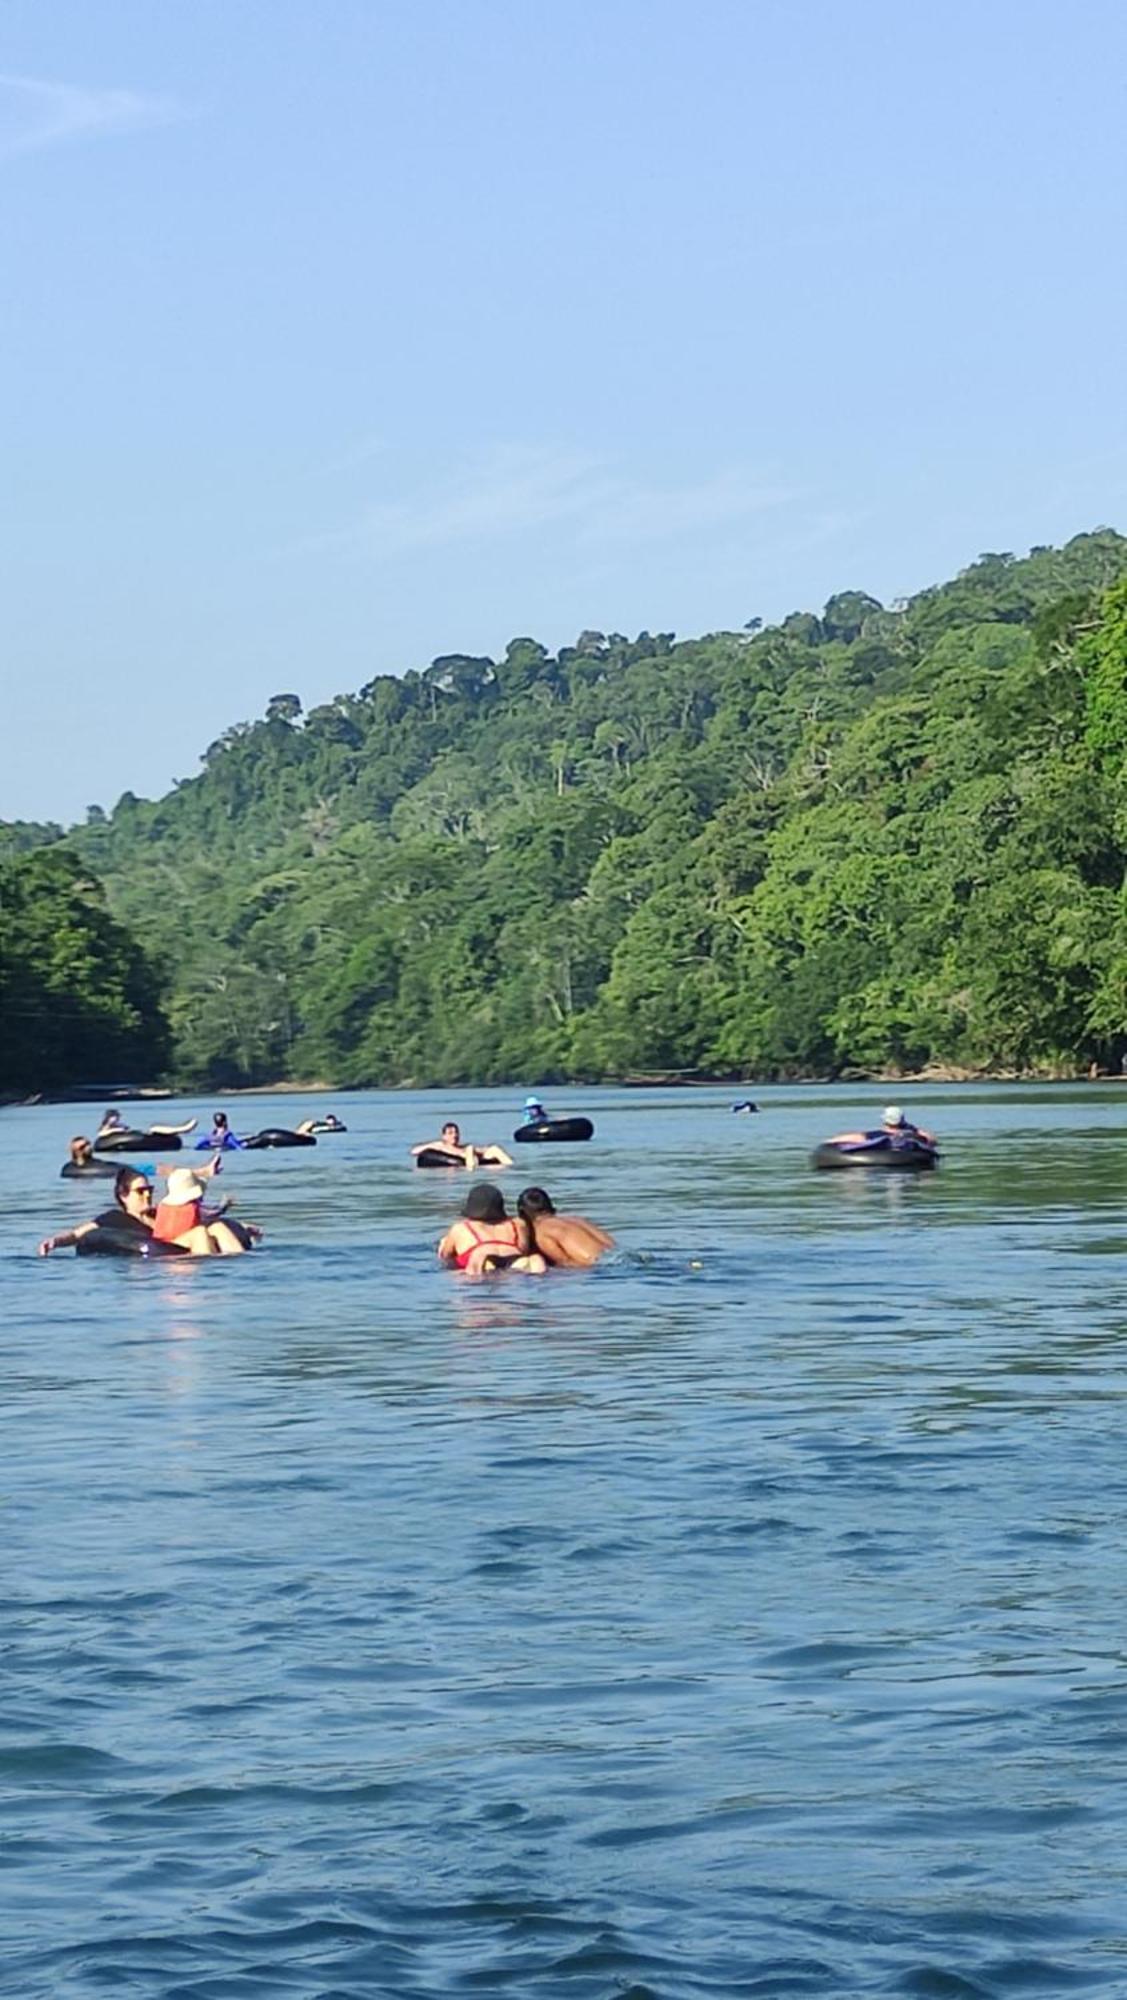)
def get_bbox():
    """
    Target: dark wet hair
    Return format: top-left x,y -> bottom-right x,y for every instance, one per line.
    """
212,1110 -> 229,1129
516,1187 -> 556,1262
517,1187 -> 555,1220
69,1135 -> 92,1161
114,1166 -> 148,1207
463,1183 -> 506,1223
